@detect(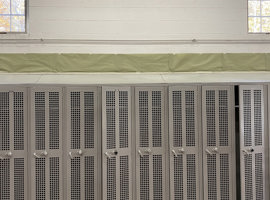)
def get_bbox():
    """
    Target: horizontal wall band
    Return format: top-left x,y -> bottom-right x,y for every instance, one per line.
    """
1,39 -> 270,45
0,53 -> 269,73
